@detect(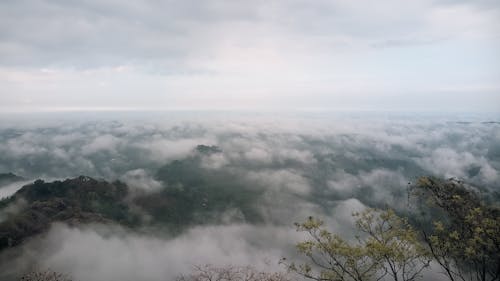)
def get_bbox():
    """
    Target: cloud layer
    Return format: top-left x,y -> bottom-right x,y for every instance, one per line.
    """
0,0 -> 499,111
0,112 -> 498,280
1,112 -> 498,190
